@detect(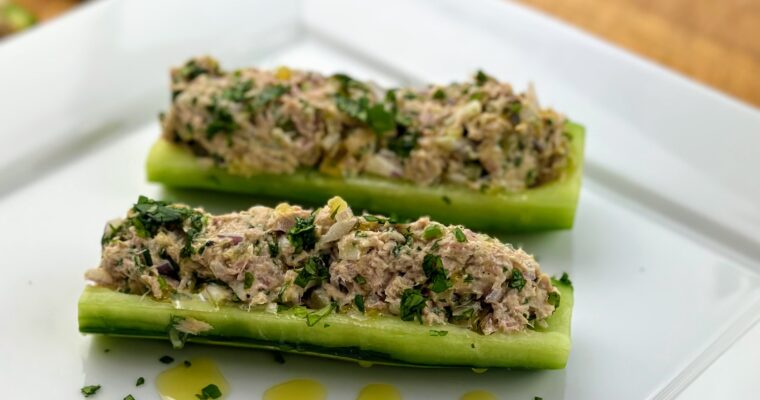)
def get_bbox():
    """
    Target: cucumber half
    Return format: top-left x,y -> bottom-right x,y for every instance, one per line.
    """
78,280 -> 572,369
146,124 -> 585,233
